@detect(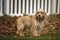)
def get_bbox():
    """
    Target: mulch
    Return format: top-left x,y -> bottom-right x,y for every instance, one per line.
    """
0,14 -> 60,36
